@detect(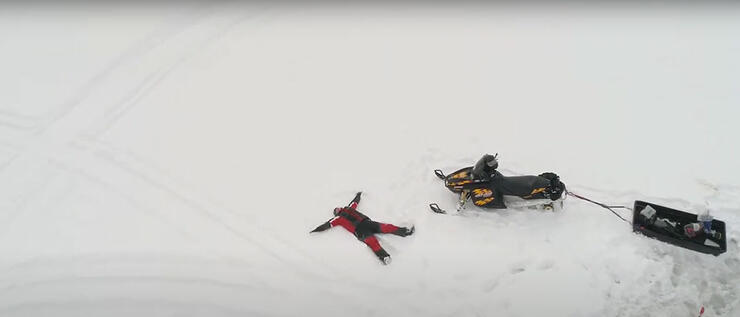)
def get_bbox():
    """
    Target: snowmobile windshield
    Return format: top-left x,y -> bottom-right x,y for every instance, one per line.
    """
472,154 -> 498,179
